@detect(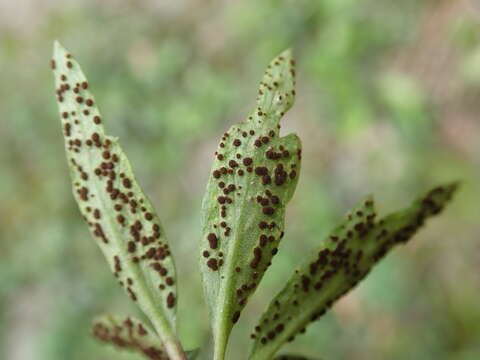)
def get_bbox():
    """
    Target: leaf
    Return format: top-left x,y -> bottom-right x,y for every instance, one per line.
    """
273,355 -> 323,360
92,315 -> 170,360
92,315 -> 200,360
199,49 -> 300,359
249,183 -> 458,360
51,42 -> 185,359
